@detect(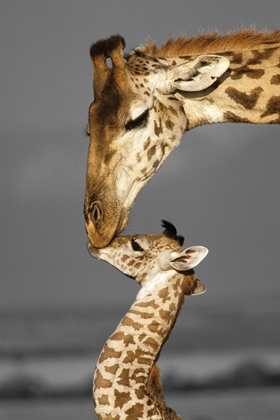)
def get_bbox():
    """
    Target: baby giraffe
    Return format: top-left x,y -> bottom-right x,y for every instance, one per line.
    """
88,220 -> 208,420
